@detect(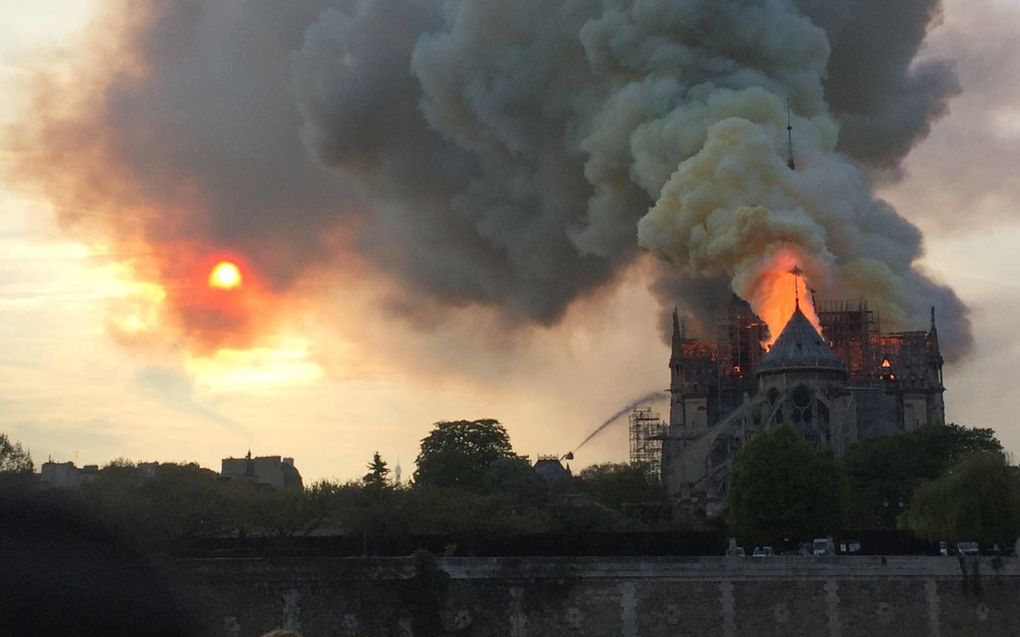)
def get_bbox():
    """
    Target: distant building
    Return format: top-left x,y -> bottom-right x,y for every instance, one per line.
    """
80,464 -> 99,485
40,461 -> 82,489
39,461 -> 100,489
533,455 -> 573,490
221,451 -> 303,491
